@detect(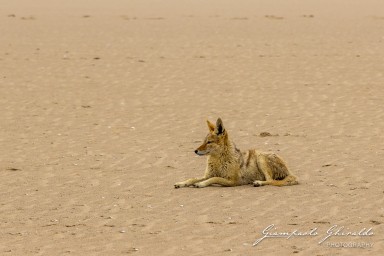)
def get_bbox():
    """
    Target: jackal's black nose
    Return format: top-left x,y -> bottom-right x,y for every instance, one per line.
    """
194,150 -> 198,154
